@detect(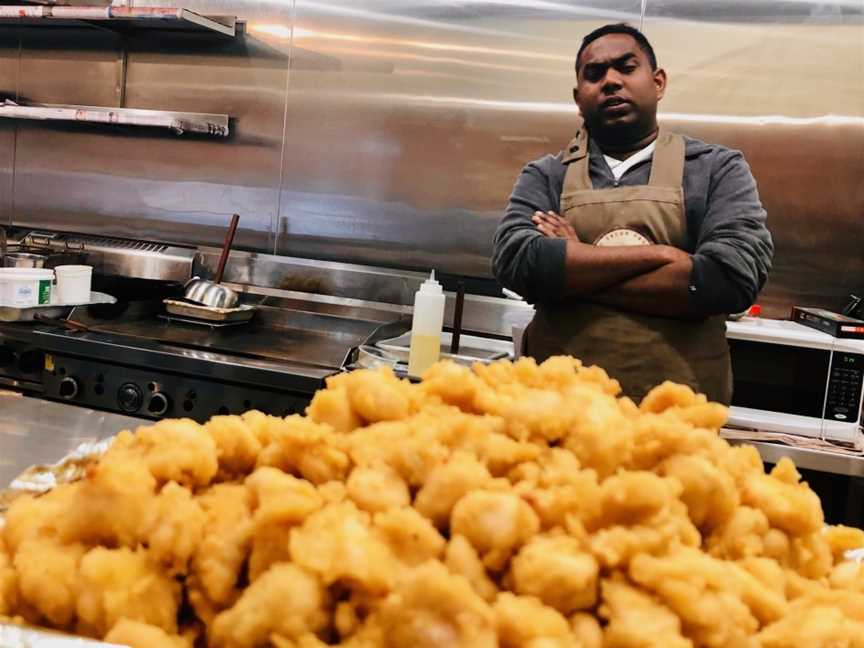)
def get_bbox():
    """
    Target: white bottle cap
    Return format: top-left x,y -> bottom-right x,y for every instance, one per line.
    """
420,270 -> 443,293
